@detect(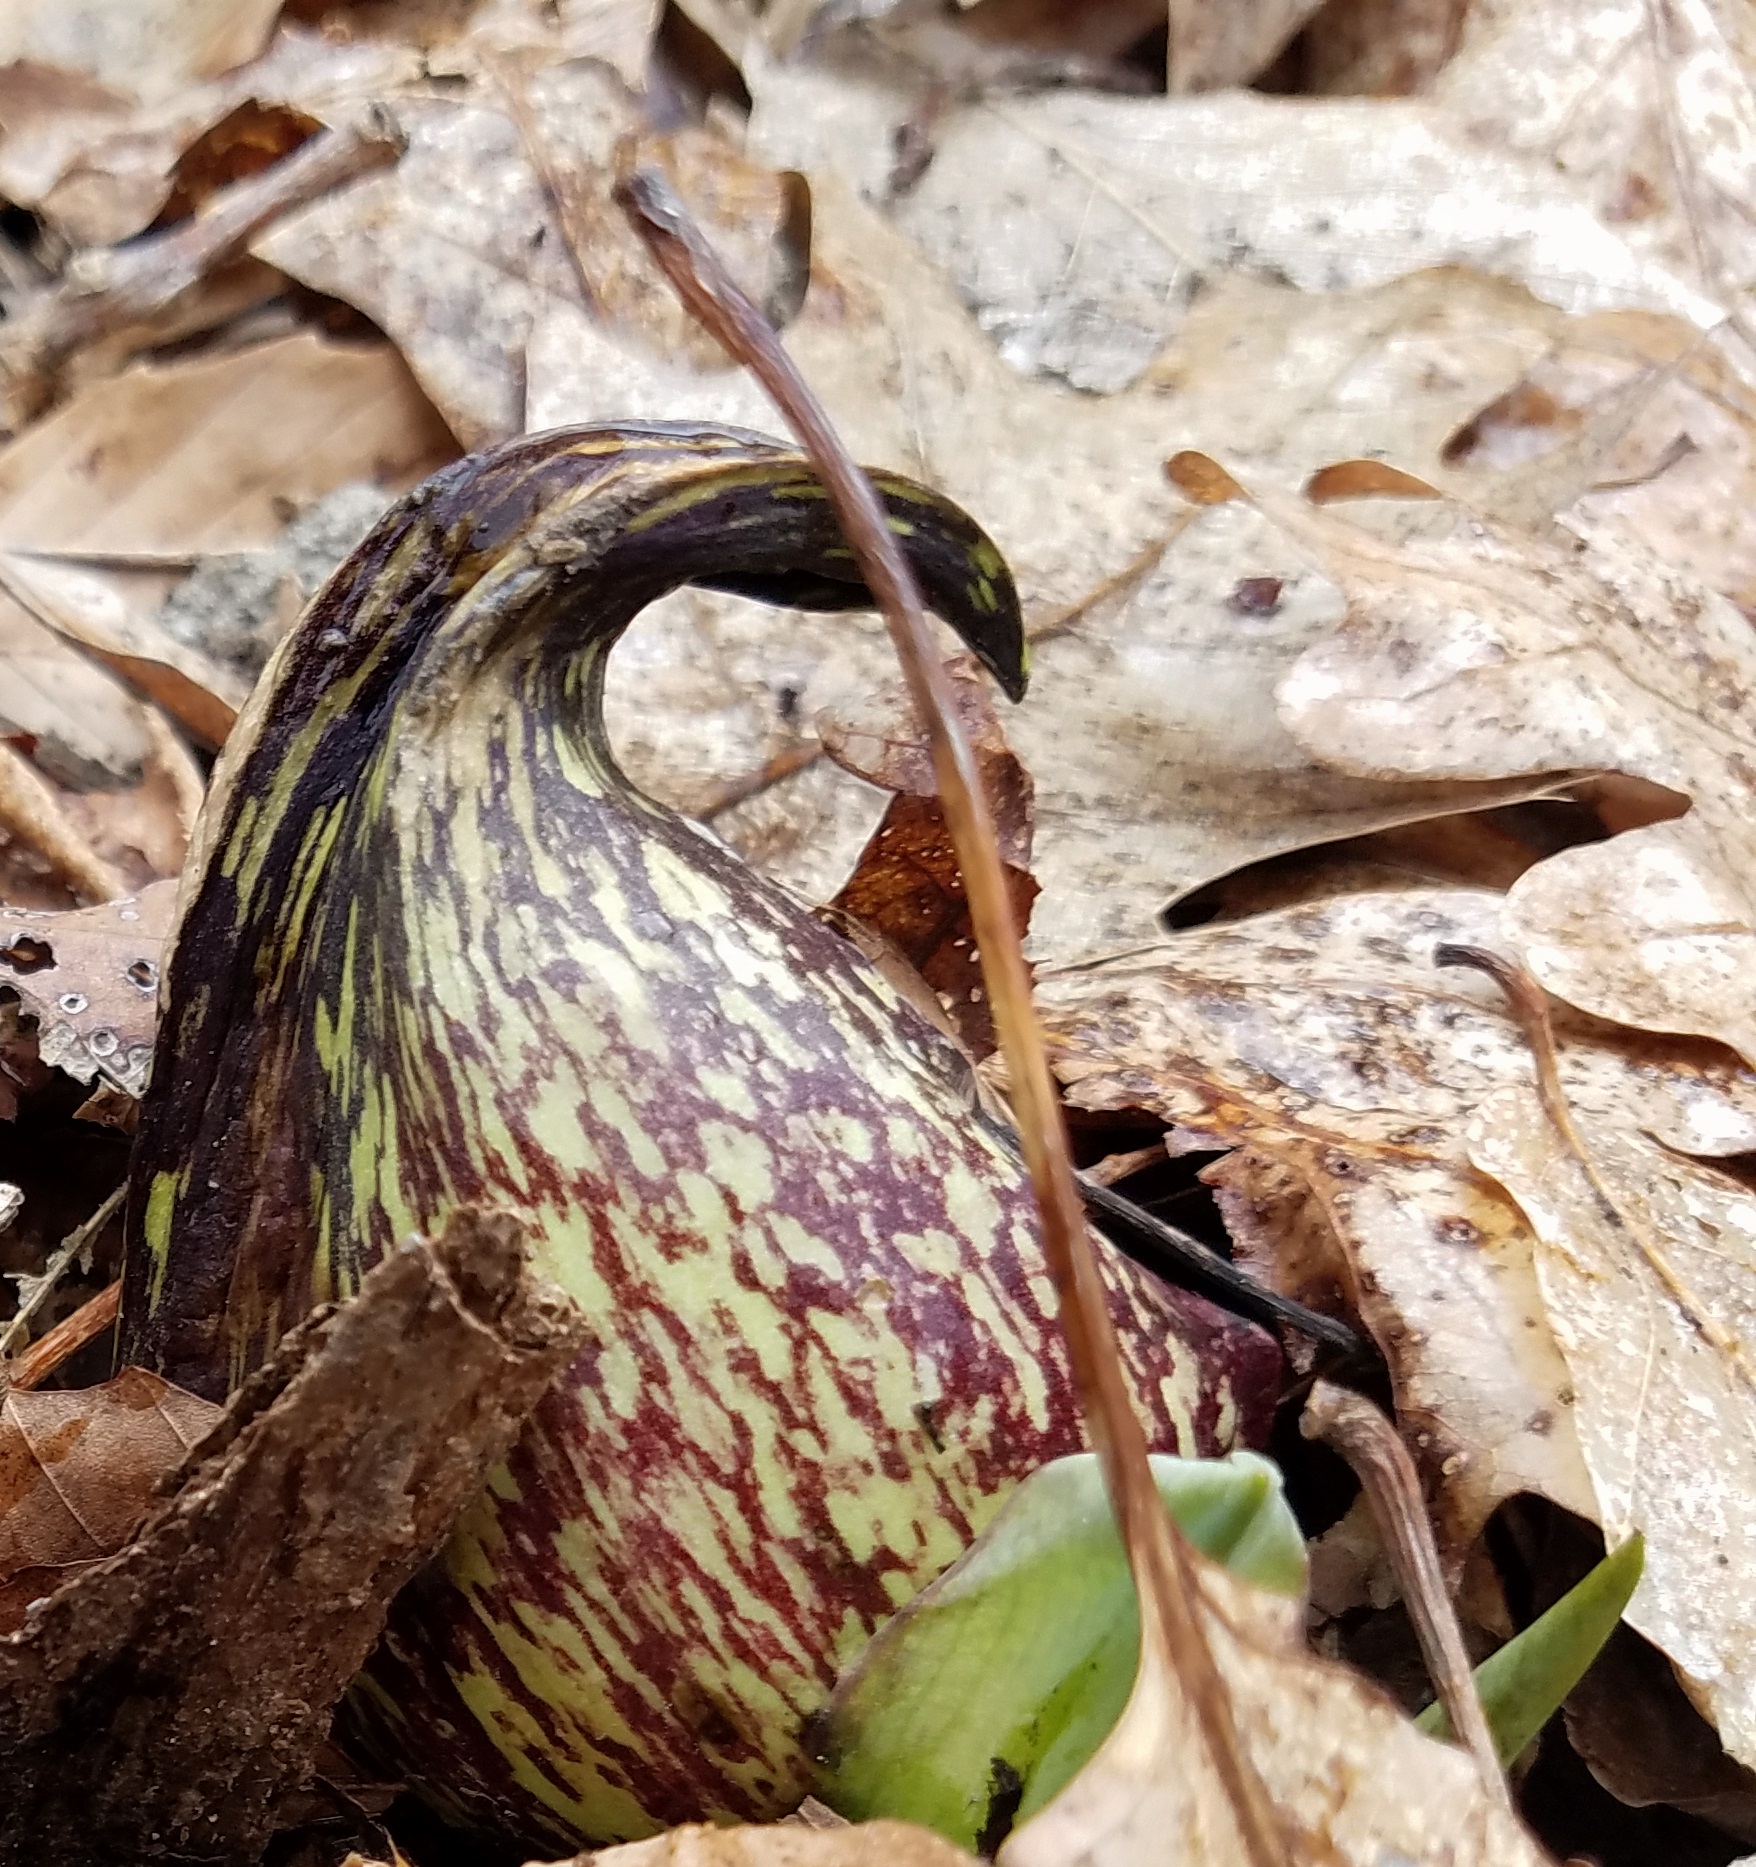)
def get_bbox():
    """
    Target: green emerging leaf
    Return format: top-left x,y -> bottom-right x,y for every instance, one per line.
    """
1417,1533 -> 1644,1765
816,1451 -> 1306,1851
